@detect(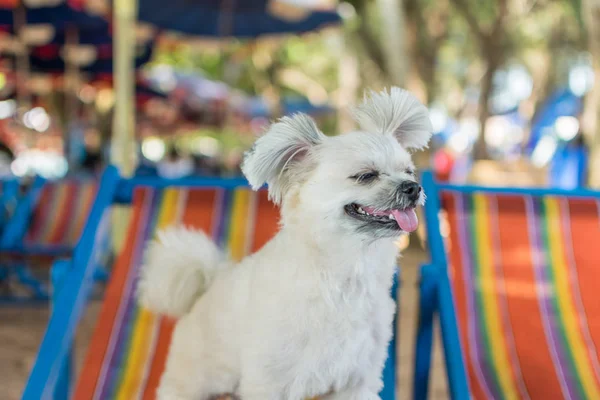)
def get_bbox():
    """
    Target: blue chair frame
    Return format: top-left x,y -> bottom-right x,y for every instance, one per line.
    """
414,170 -> 600,400
23,165 -> 400,400
0,177 -> 20,231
